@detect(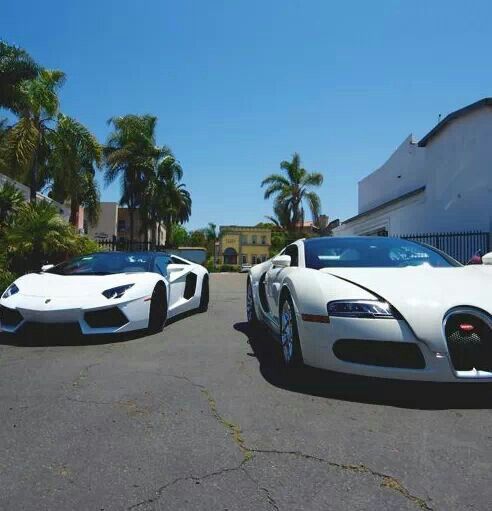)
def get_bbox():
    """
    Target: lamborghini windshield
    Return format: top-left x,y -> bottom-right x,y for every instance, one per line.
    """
47,252 -> 153,275
304,237 -> 461,269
